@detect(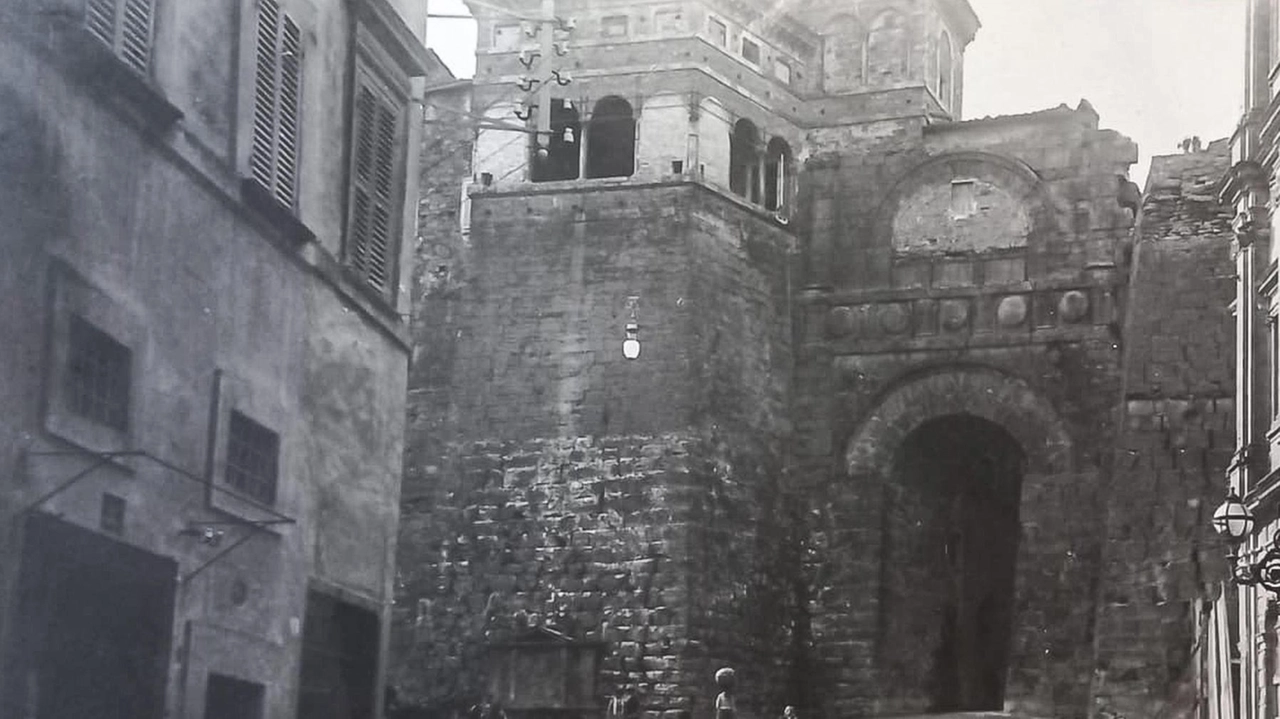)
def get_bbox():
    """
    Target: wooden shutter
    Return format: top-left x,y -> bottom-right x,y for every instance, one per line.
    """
346,80 -> 401,294
84,0 -> 153,75
250,0 -> 302,209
